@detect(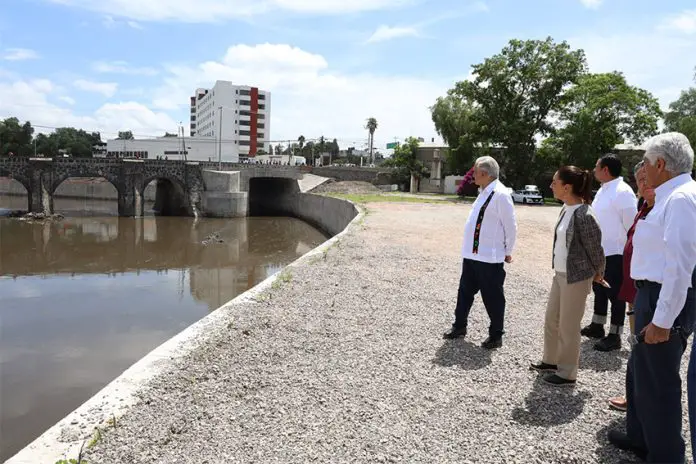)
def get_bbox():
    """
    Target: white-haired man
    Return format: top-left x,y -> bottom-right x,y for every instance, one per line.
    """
444,156 -> 517,349
607,132 -> 696,463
